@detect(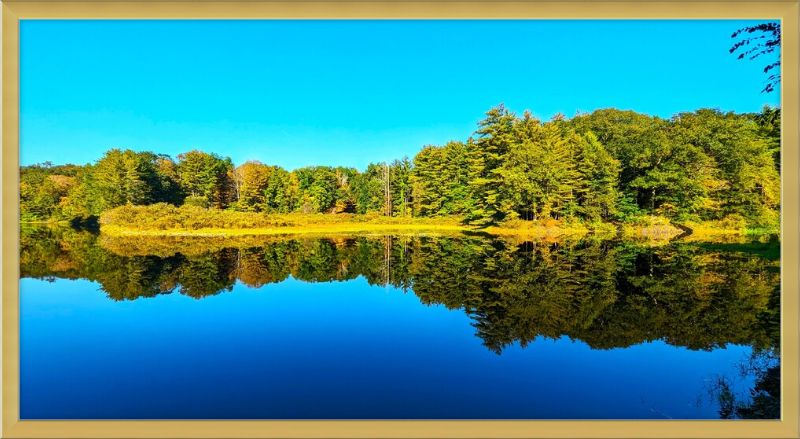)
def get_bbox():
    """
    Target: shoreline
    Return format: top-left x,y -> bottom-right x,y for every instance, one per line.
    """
99,223 -> 476,237
87,204 -> 780,241
99,221 -> 739,241
27,216 -> 778,242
